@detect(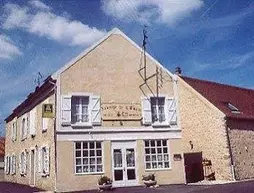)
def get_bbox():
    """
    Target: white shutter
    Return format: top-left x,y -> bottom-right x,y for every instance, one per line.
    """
23,152 -> 27,175
166,98 -> 177,125
38,148 -> 42,173
44,147 -> 50,175
4,156 -> 7,174
141,97 -> 152,125
30,108 -> 36,136
61,96 -> 72,125
14,122 -> 17,141
91,96 -> 101,125
19,154 -> 22,174
11,124 -> 14,141
42,118 -> 48,132
24,115 -> 28,138
10,156 -> 13,174
13,156 -> 16,174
